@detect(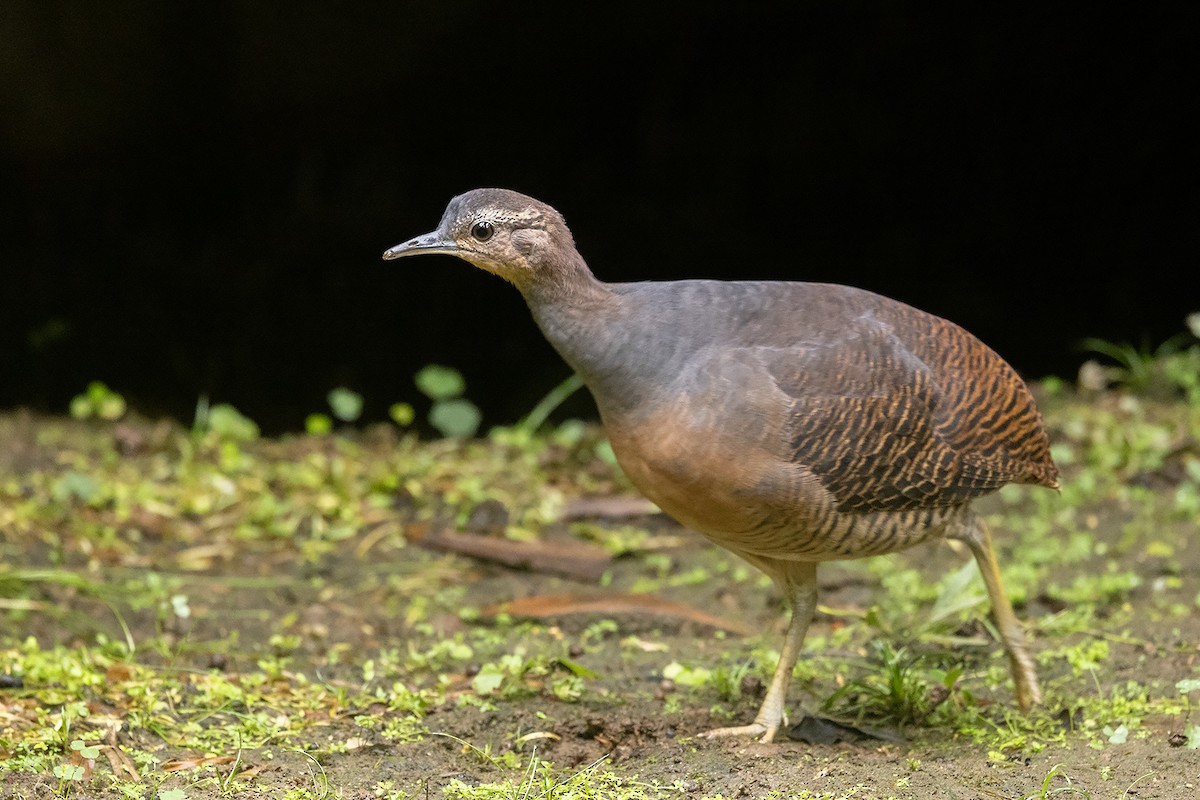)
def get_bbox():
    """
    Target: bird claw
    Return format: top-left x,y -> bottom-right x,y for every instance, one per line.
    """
698,713 -> 787,743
